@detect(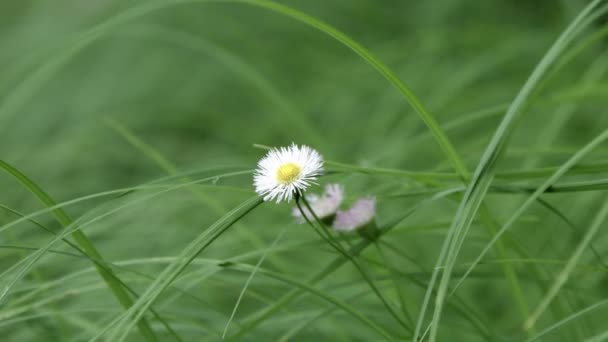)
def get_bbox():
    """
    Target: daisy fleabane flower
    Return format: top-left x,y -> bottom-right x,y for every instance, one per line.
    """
292,184 -> 344,222
254,143 -> 324,203
333,197 -> 376,232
